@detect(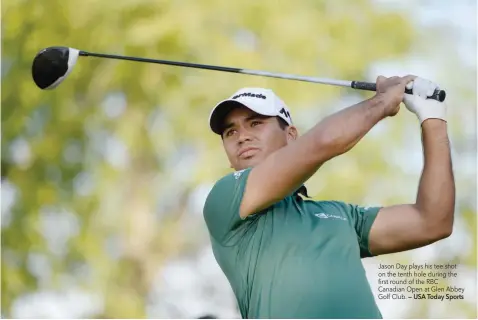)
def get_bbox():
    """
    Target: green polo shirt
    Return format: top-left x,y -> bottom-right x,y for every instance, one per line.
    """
203,168 -> 383,319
